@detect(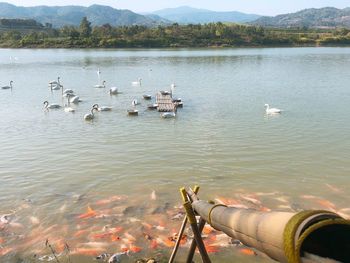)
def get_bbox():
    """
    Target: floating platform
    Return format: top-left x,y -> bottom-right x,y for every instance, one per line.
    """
156,92 -> 176,112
